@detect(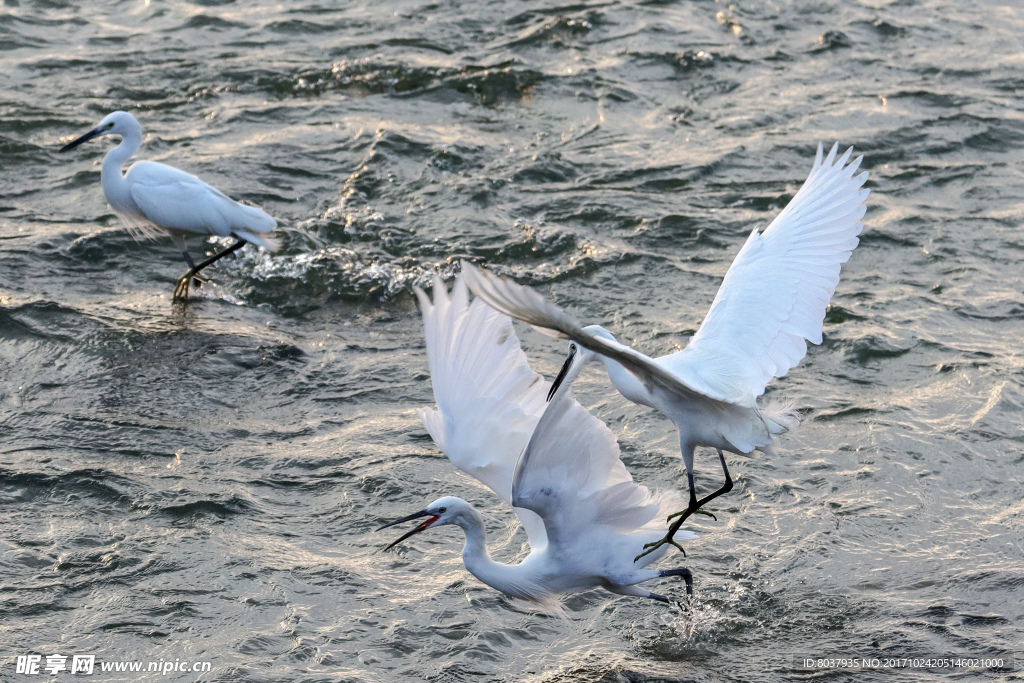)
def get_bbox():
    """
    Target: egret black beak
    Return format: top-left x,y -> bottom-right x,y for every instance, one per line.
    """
379,509 -> 440,550
59,128 -> 104,153
547,346 -> 577,401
